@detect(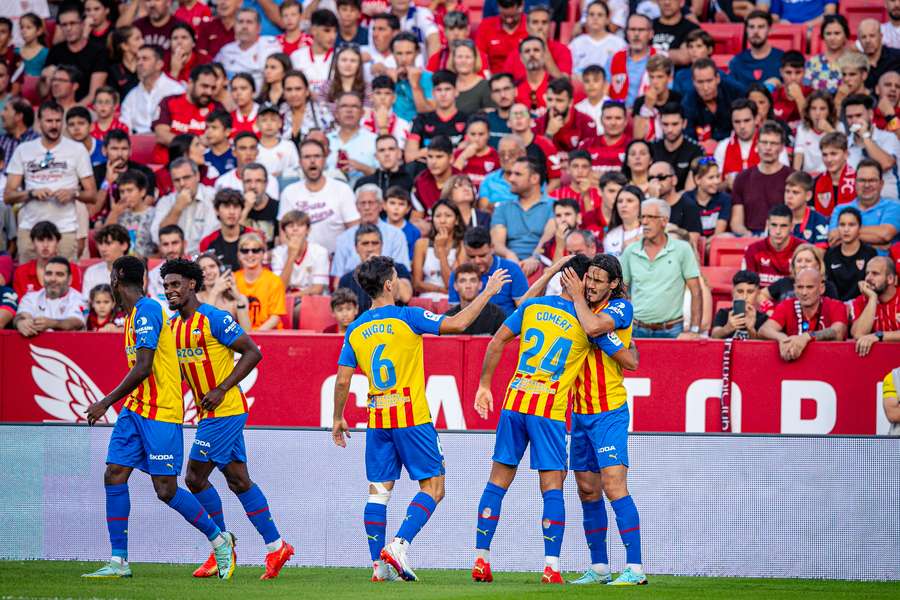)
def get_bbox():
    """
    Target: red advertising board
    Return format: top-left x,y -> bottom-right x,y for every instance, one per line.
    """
0,331 -> 895,434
